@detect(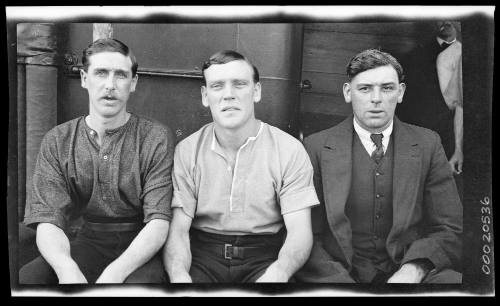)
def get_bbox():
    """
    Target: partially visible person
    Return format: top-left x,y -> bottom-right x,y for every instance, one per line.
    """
396,21 -> 463,197
297,49 -> 462,284
19,38 -> 174,284
164,50 -> 319,283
